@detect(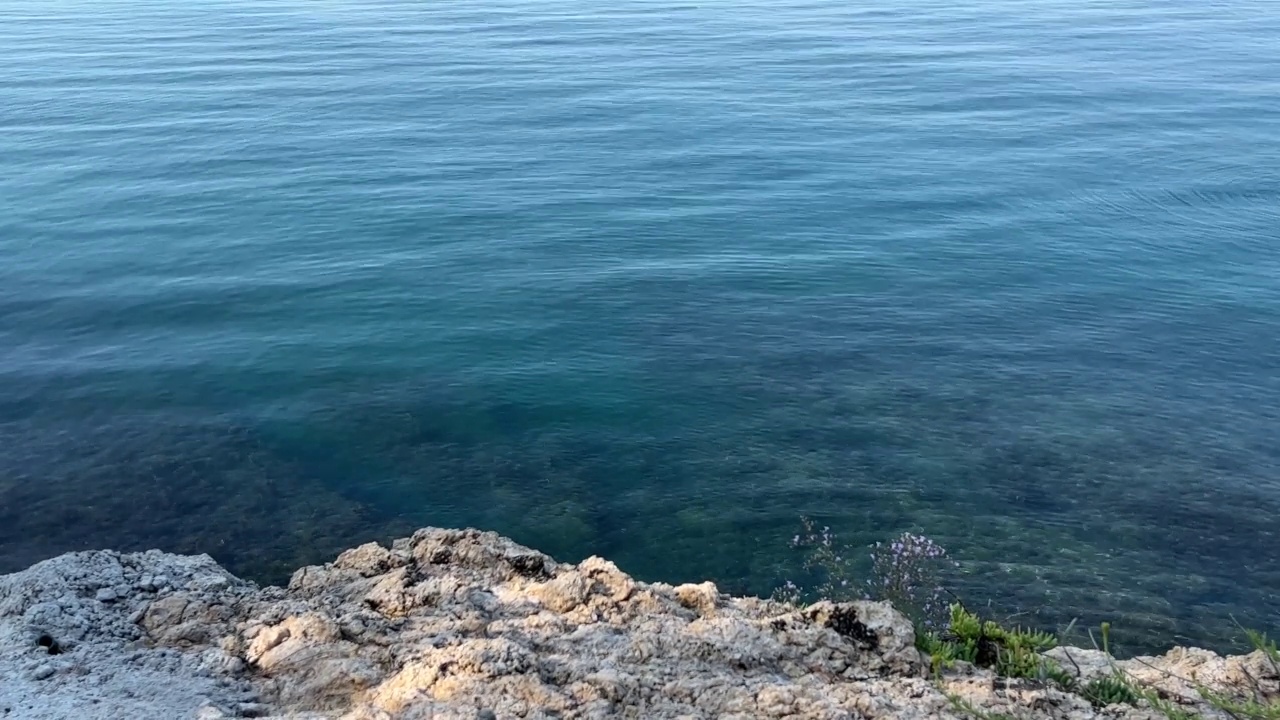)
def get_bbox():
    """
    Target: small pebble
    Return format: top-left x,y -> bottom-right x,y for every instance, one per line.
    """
95,588 -> 118,603
31,665 -> 55,681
